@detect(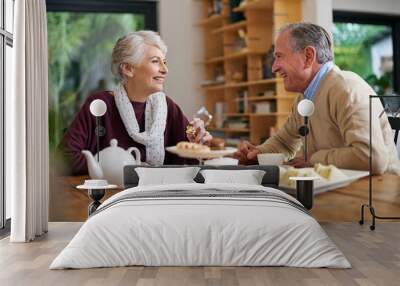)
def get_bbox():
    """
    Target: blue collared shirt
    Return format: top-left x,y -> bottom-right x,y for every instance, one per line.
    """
303,61 -> 334,101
